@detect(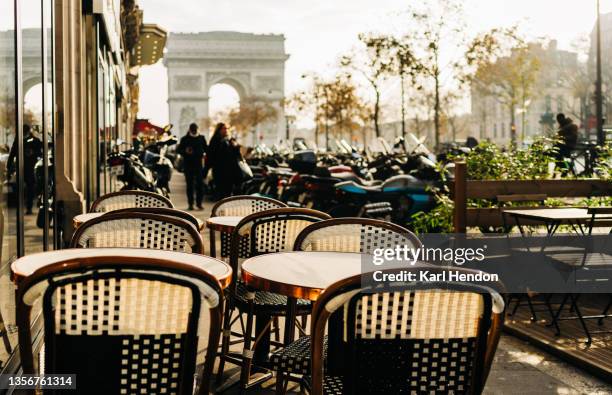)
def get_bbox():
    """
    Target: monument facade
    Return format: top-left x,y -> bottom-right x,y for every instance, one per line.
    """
164,31 -> 288,144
